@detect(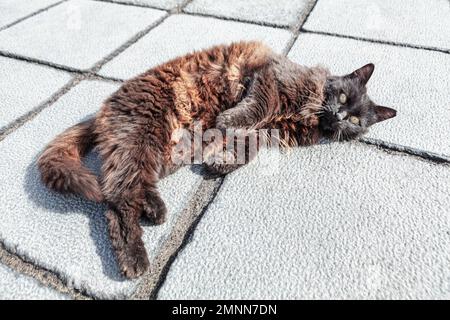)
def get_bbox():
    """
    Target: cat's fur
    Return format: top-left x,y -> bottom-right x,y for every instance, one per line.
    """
38,41 -> 396,278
